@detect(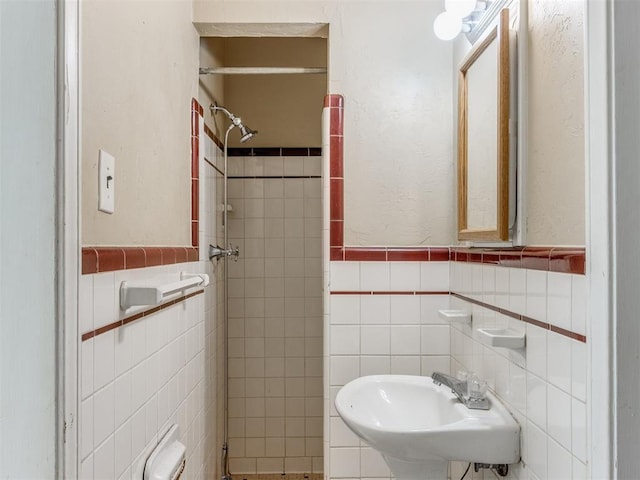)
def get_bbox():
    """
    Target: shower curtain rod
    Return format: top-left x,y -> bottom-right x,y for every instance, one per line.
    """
199,66 -> 327,75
